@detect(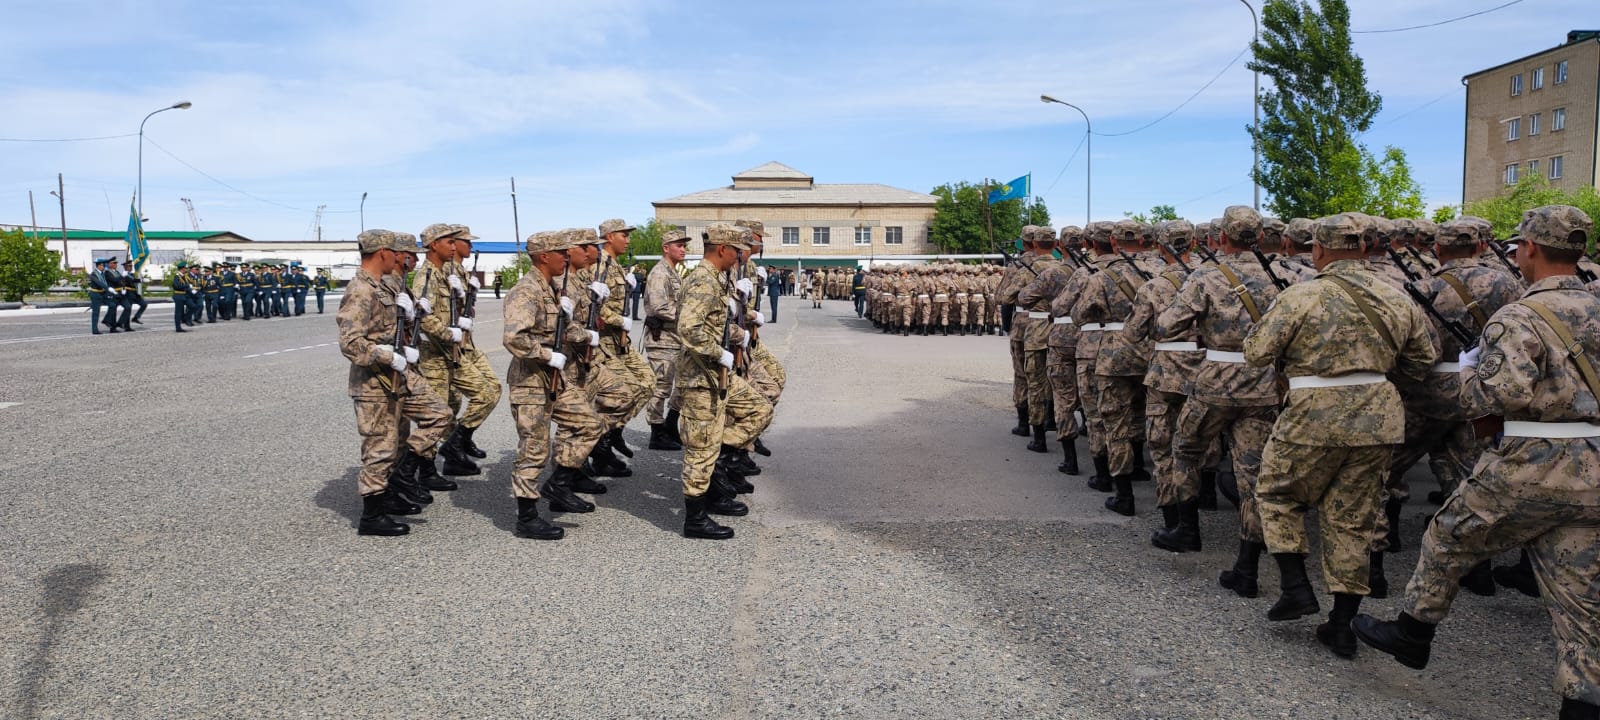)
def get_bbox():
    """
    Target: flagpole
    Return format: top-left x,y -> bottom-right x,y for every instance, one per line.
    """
983,179 -> 995,257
